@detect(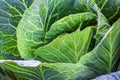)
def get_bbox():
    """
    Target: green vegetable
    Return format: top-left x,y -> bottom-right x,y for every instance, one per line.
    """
0,0 -> 120,80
